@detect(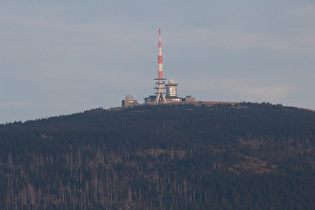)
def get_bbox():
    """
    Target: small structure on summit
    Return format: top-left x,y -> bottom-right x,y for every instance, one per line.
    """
122,95 -> 139,107
166,79 -> 178,97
